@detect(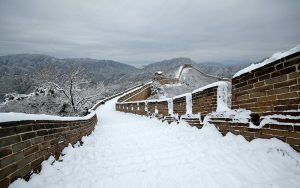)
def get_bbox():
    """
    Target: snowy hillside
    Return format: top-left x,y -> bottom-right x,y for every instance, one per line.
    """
0,54 -> 138,100
0,54 -> 249,102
